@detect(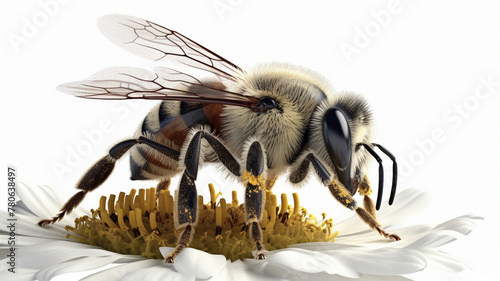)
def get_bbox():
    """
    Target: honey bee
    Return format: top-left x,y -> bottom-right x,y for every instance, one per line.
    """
39,14 -> 400,263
